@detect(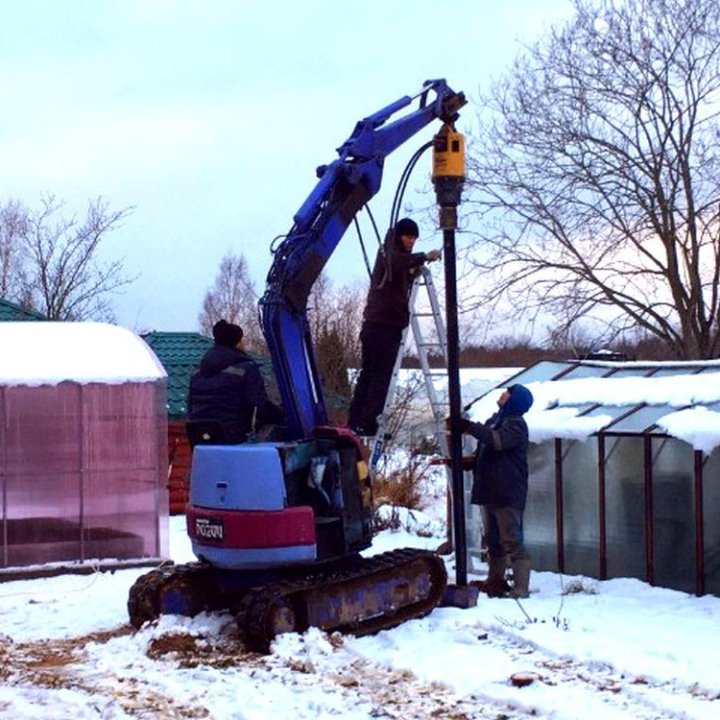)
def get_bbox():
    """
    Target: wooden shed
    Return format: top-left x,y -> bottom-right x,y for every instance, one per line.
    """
0,322 -> 168,573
